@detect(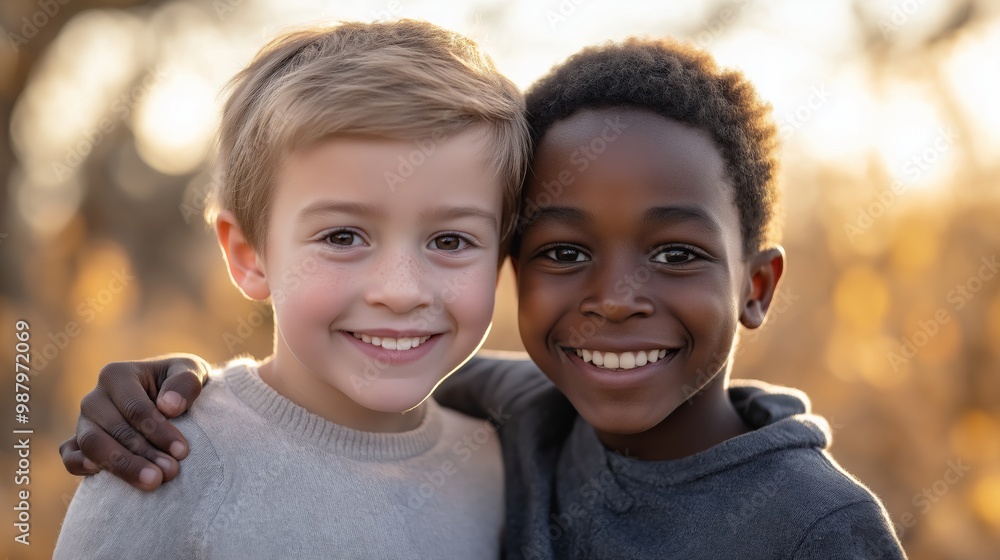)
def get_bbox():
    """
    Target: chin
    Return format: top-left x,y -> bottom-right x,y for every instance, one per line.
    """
349,378 -> 436,414
573,397 -> 673,437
